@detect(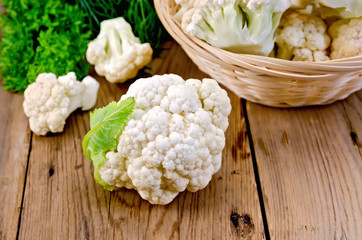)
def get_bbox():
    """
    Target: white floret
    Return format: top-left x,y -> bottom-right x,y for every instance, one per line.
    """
98,74 -> 231,204
86,17 -> 153,83
328,17 -> 362,60
23,72 -> 99,136
275,11 -> 331,62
